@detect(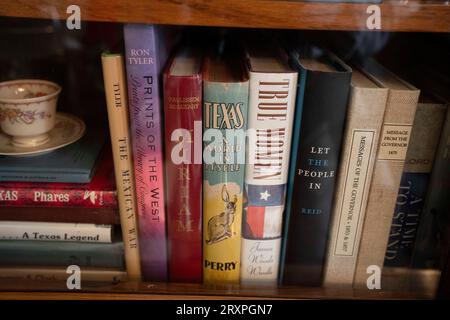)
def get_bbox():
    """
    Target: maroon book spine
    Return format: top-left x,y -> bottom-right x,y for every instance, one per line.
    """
0,206 -> 120,225
0,153 -> 117,209
163,64 -> 203,282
